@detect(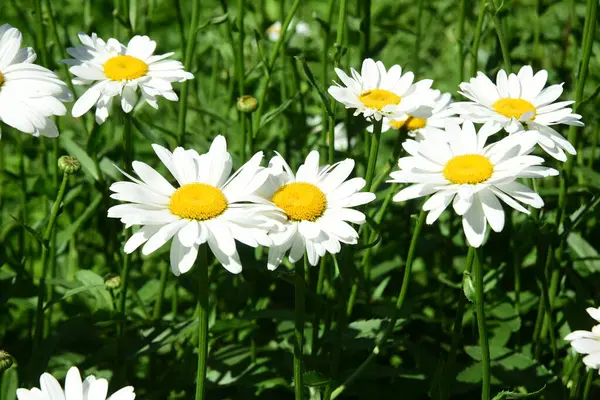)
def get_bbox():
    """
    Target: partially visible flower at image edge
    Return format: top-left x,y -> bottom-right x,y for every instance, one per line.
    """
16,366 -> 135,400
565,307 -> 600,370
0,24 -> 72,138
